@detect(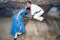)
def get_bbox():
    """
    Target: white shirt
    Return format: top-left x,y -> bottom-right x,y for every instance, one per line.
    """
31,4 -> 43,15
